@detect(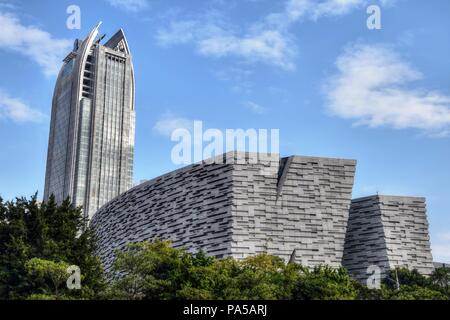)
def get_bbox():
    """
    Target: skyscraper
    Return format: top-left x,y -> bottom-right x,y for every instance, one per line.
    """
44,23 -> 135,221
